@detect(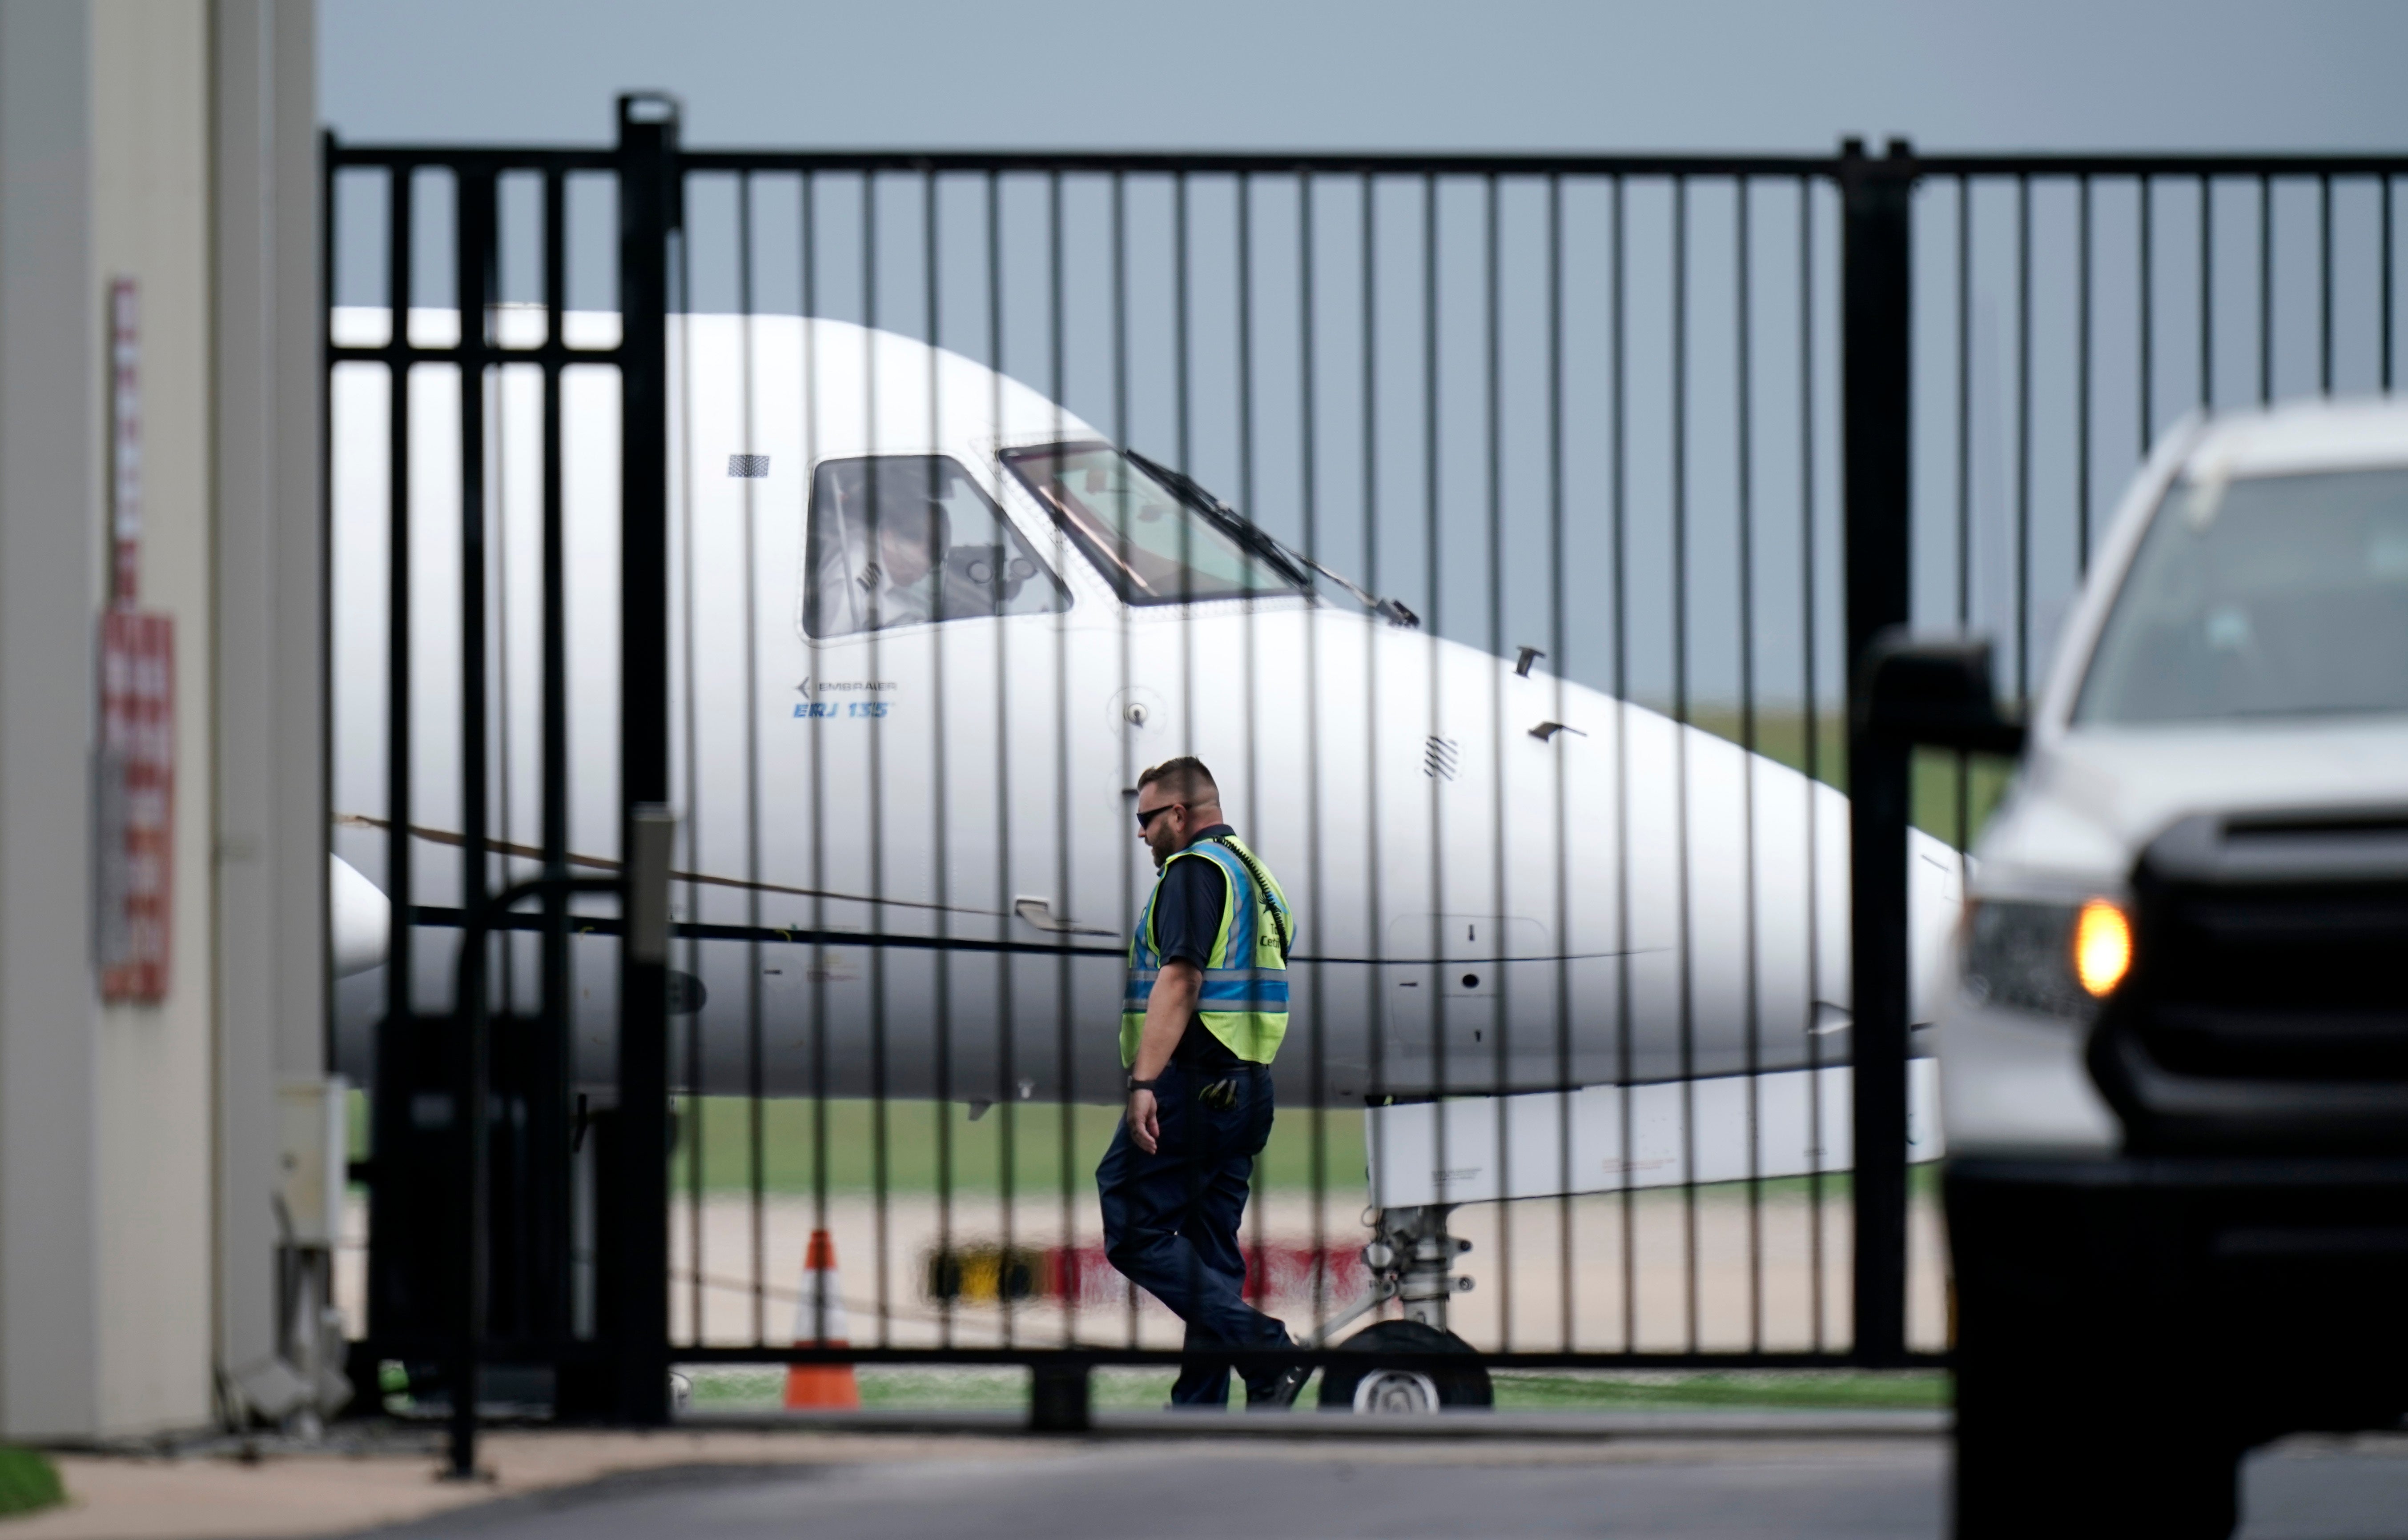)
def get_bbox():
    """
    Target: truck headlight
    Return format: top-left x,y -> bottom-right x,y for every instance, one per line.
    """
1962,898 -> 2132,1023
2072,899 -> 2133,998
